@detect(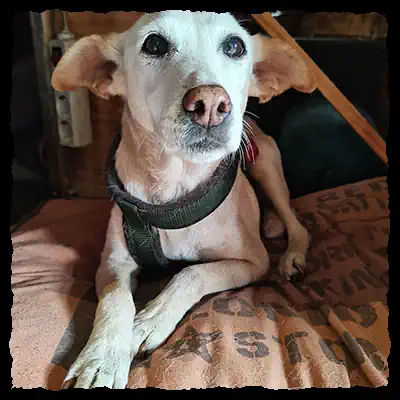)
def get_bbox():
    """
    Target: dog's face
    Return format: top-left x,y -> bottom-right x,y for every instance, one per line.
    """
123,12 -> 253,163
52,11 -> 315,163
